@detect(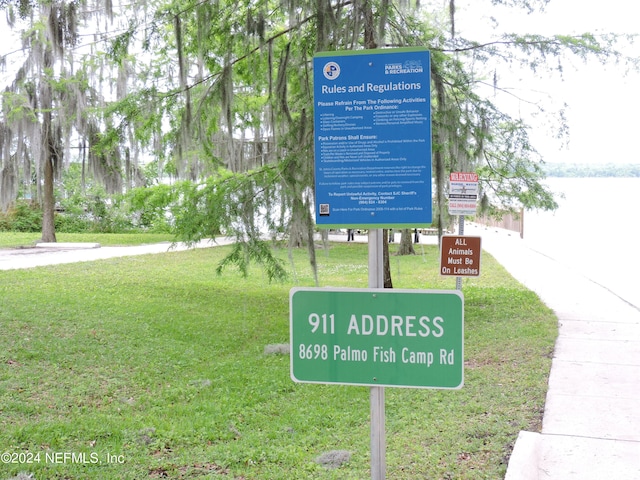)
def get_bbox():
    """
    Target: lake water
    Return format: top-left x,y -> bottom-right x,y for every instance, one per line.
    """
522,177 -> 640,310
